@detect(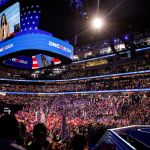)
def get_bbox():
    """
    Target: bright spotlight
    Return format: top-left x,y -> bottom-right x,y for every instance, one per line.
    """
93,18 -> 103,28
